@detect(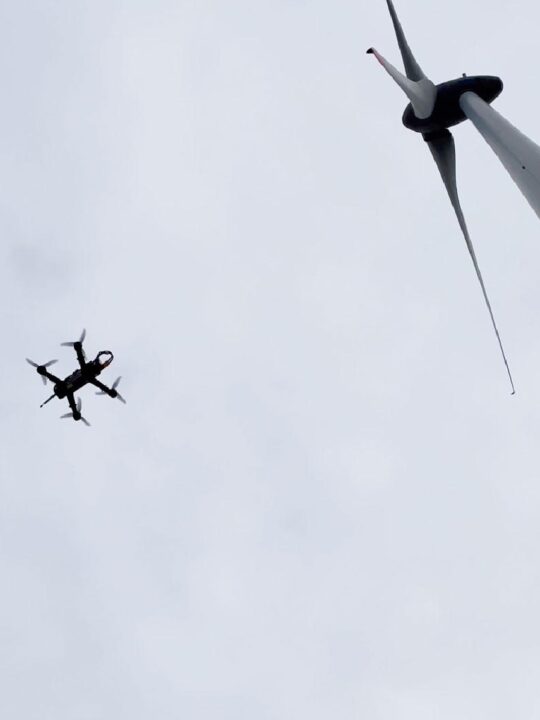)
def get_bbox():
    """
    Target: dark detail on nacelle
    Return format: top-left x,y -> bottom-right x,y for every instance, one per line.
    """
402,75 -> 503,133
